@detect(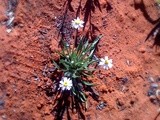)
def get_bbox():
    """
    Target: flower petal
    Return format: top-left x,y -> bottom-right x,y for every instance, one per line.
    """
99,61 -> 105,66
103,65 -> 108,70
108,63 -> 113,68
100,58 -> 105,62
104,56 -> 109,60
